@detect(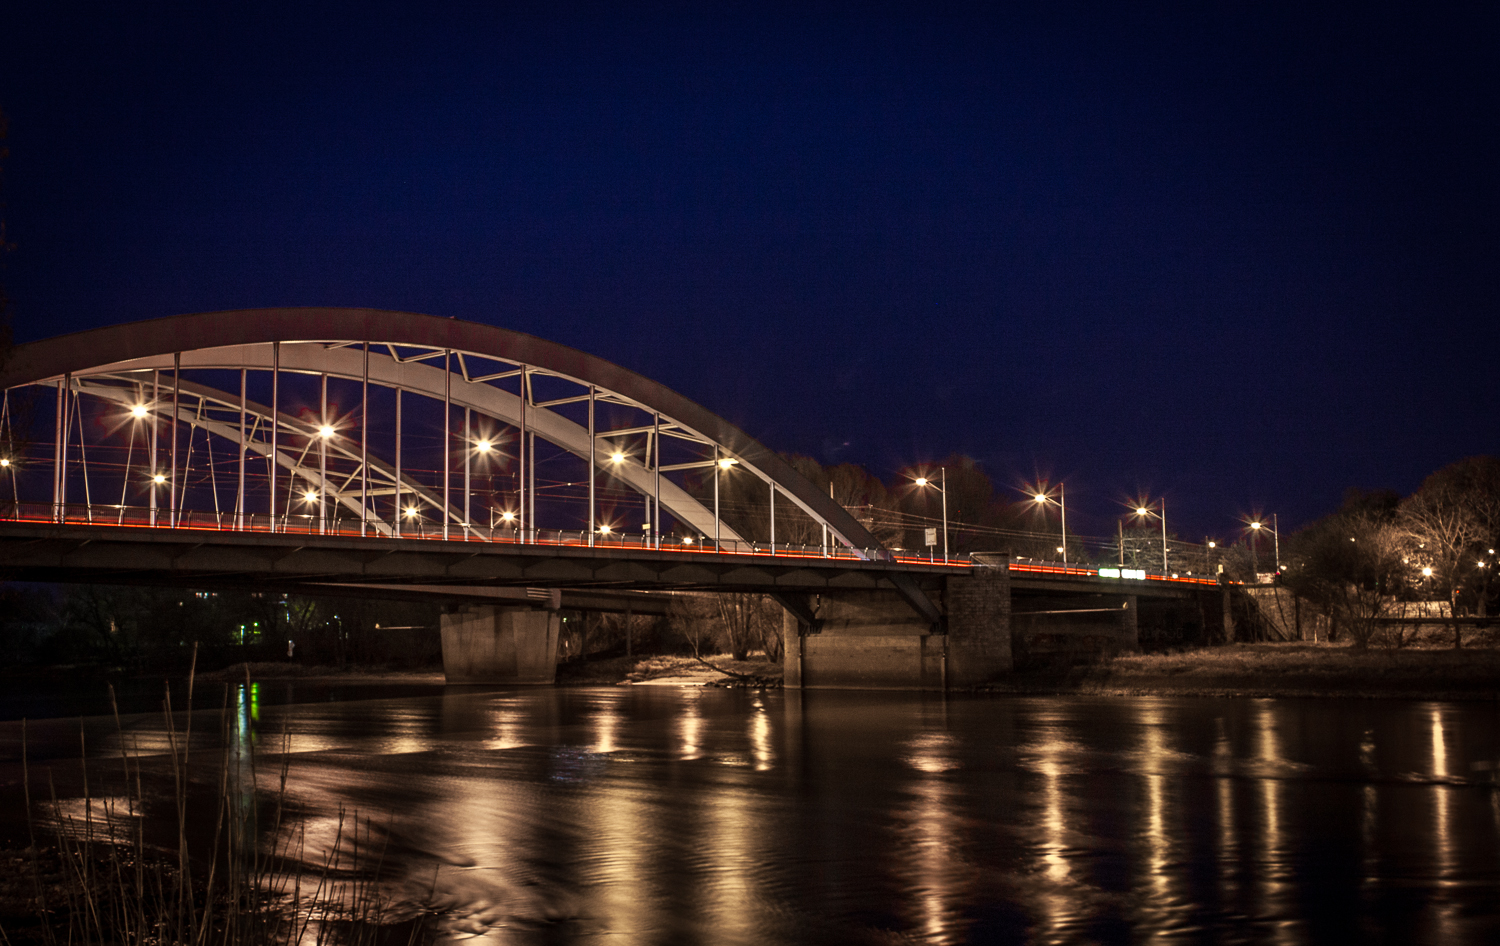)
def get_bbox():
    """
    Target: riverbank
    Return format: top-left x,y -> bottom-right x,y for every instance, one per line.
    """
988,642 -> 1500,700
195,655 -> 785,689
83,643 -> 1500,701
